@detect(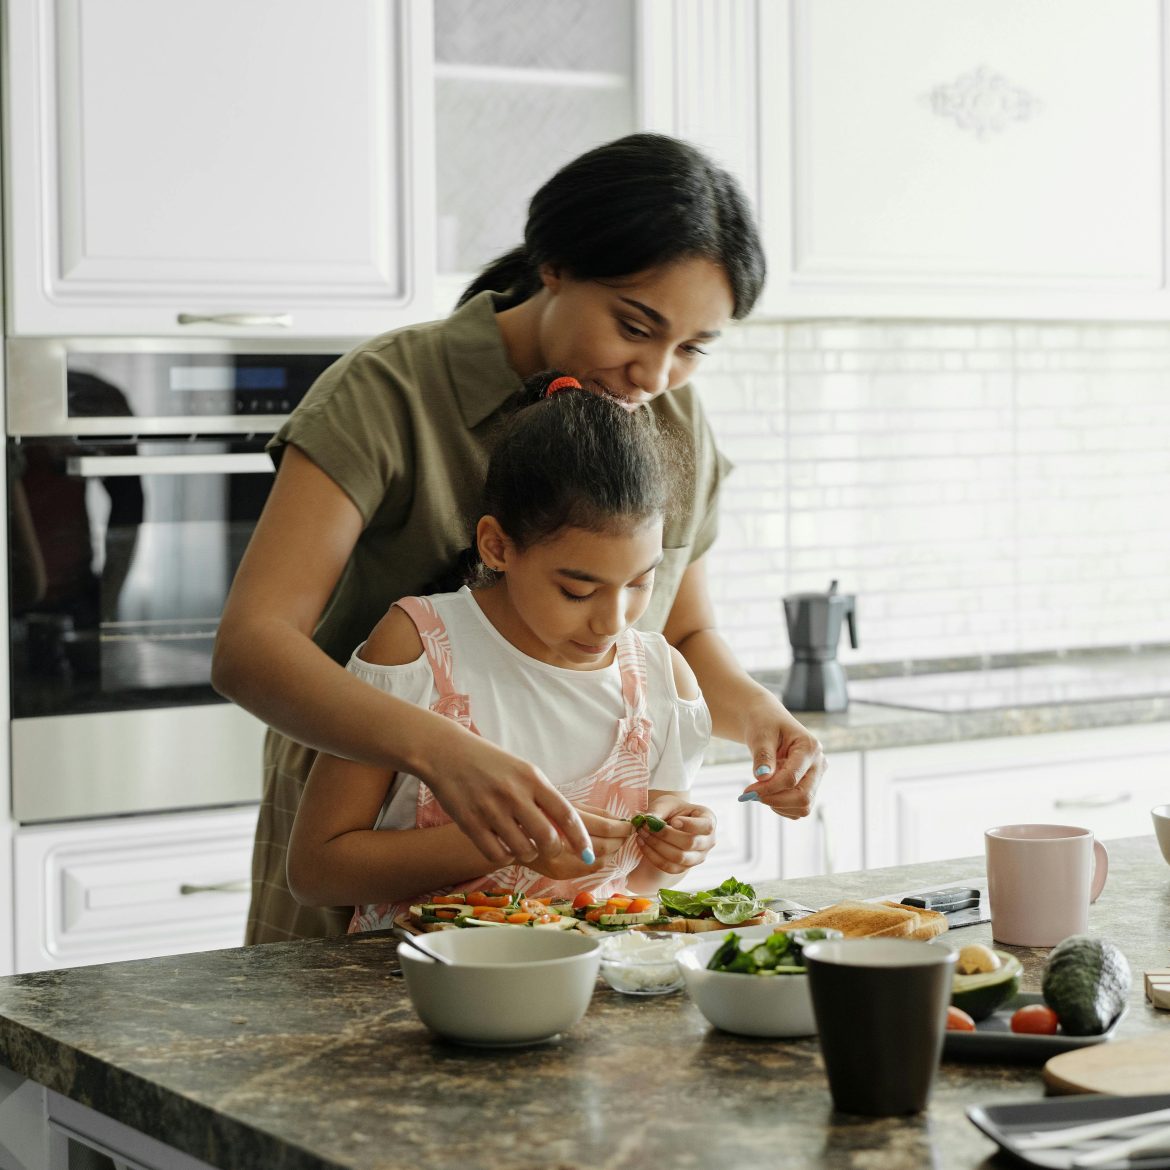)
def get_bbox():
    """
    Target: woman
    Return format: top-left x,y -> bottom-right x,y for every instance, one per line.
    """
212,132 -> 826,944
